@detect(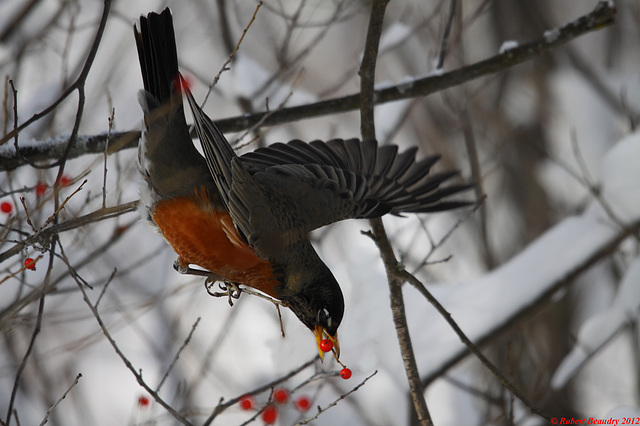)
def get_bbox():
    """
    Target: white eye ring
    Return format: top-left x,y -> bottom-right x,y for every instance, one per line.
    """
323,308 -> 332,328
317,308 -> 332,327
